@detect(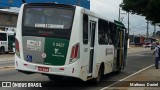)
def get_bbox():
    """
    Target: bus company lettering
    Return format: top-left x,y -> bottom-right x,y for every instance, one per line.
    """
106,48 -> 113,55
52,48 -> 64,58
35,24 -> 45,28
26,40 -> 41,51
53,42 -> 65,47
1,42 -> 7,45
52,42 -> 66,58
52,54 -> 64,58
35,24 -> 64,29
